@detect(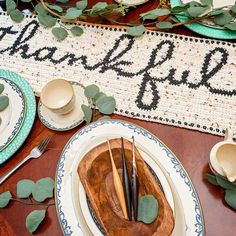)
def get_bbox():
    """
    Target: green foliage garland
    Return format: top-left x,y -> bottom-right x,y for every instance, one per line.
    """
5,0 -> 236,40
